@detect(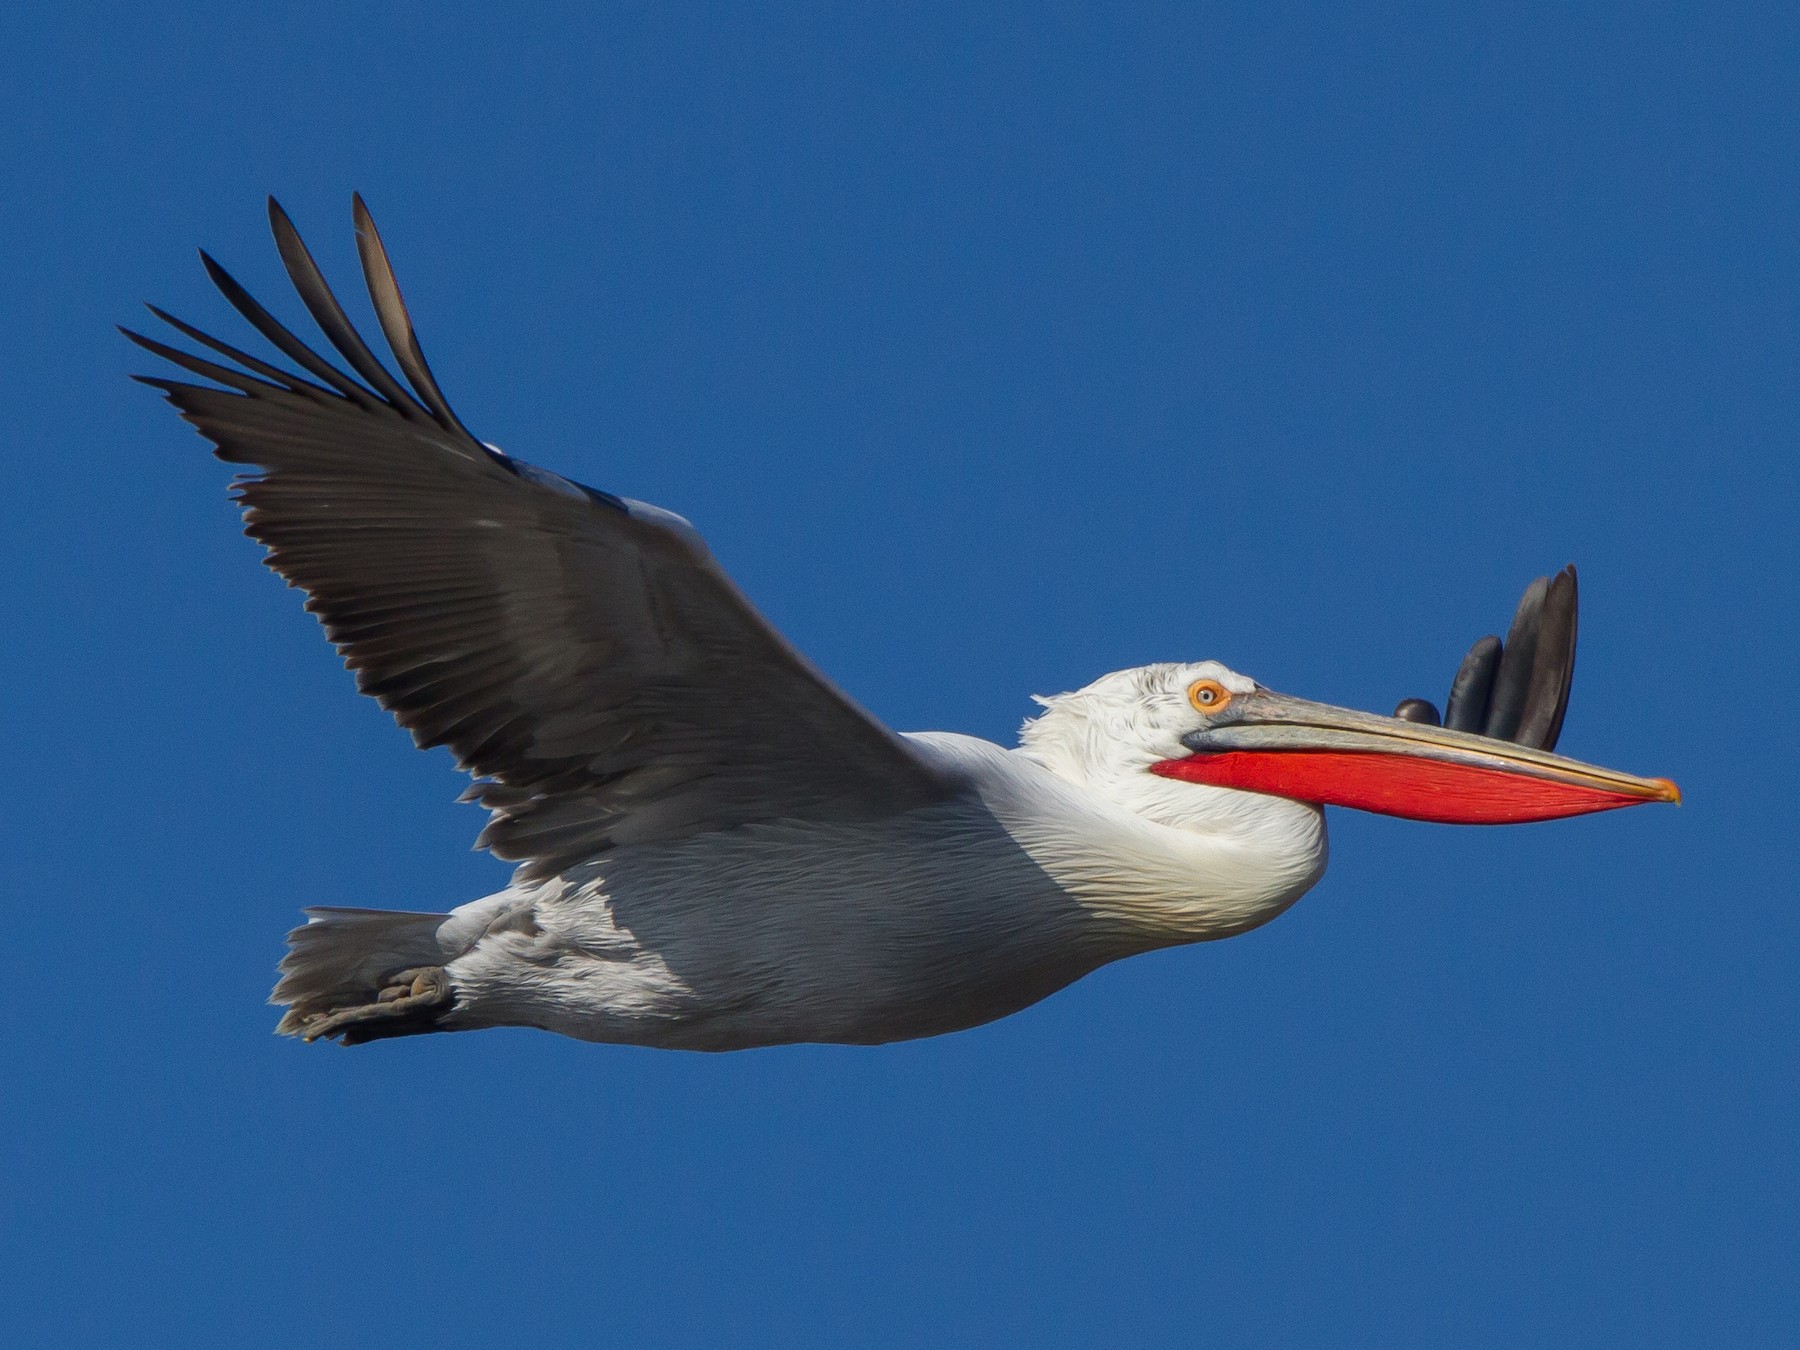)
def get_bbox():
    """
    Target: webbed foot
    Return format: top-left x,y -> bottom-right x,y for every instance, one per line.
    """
295,966 -> 453,1045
